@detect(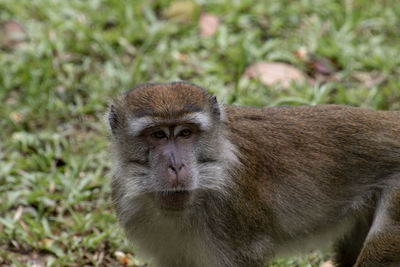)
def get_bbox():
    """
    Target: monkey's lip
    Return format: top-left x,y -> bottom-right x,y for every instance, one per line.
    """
155,190 -> 192,211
